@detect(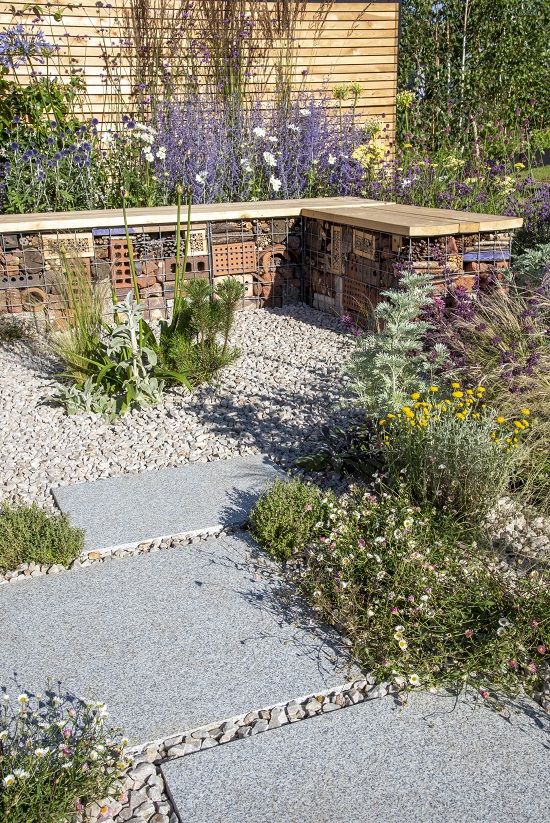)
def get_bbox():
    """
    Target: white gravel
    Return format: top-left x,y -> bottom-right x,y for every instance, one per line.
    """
0,305 -> 355,510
